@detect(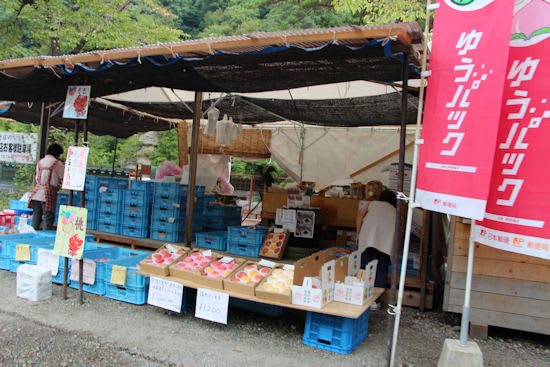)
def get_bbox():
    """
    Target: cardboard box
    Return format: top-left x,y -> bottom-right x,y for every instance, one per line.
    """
223,261 -> 272,296
138,244 -> 188,277
255,264 -> 294,304
169,251 -> 244,290
334,259 -> 378,306
259,228 -> 290,260
290,248 -> 347,309
168,249 -> 221,282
